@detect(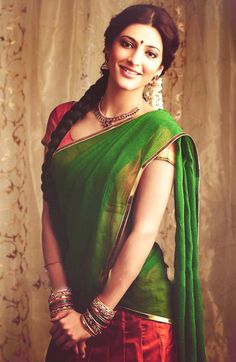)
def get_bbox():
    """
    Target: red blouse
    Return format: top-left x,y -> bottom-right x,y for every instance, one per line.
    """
42,101 -> 74,149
